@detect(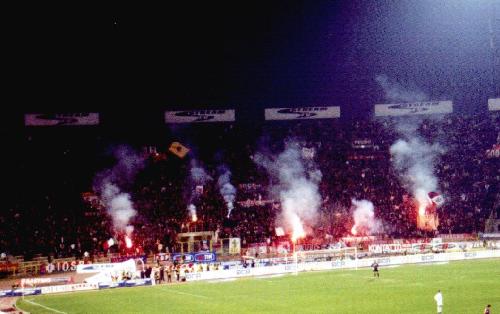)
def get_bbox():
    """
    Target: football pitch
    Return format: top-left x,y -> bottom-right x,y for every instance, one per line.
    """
17,258 -> 500,314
